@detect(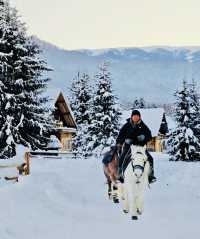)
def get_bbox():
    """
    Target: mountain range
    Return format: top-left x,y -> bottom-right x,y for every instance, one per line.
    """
35,38 -> 200,104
